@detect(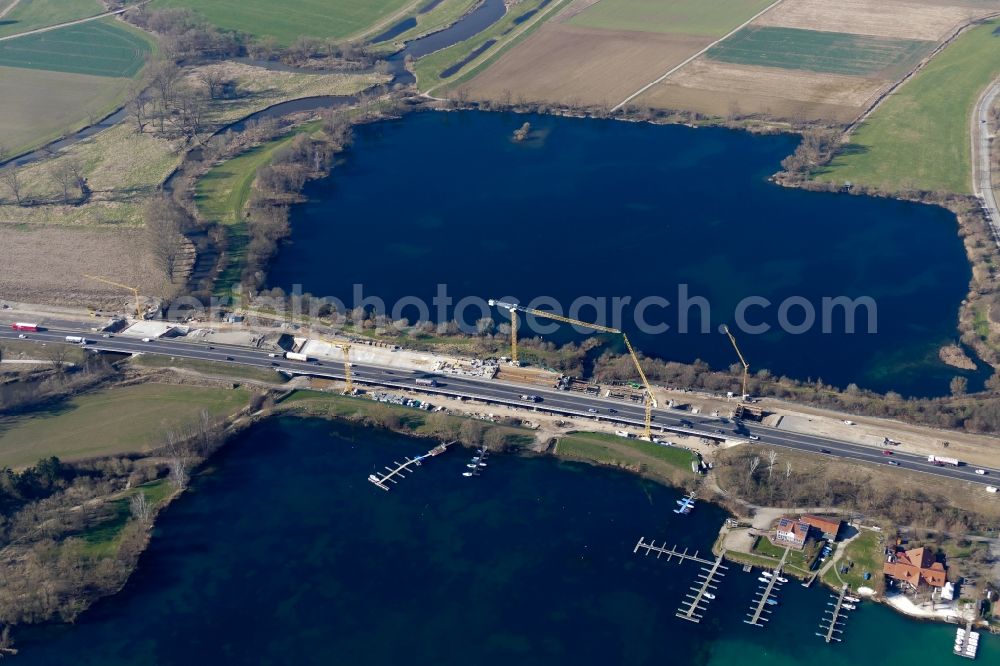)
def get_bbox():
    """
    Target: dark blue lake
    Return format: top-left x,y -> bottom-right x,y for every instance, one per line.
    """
14,418 -> 995,665
268,111 -> 983,396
